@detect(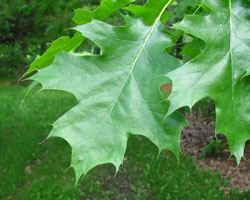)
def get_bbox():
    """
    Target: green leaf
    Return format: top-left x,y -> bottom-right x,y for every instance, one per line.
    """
245,67 -> 250,77
73,0 -> 134,25
24,33 -> 84,76
124,0 -> 178,53
166,0 -> 250,163
175,0 -> 197,16
124,0 -> 171,25
28,3 -> 187,182
180,37 -> 205,62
